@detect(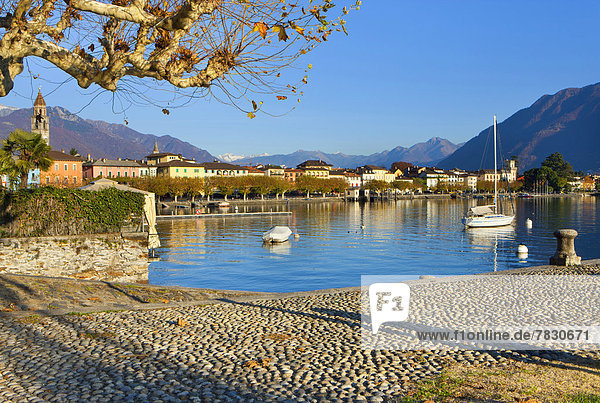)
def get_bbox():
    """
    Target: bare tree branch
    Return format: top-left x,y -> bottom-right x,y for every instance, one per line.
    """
0,0 -> 359,107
